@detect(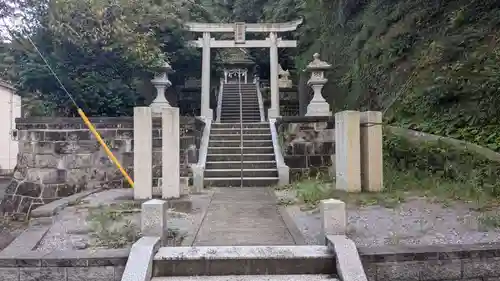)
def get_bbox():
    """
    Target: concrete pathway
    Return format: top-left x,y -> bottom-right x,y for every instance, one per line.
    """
192,187 -> 295,246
